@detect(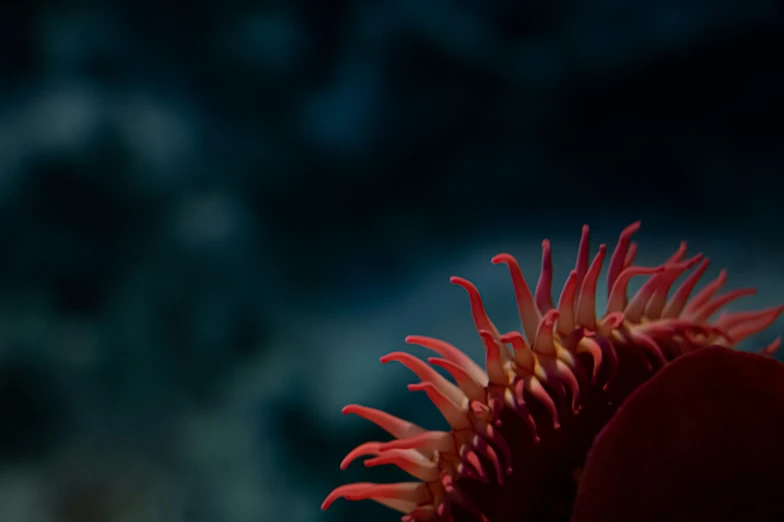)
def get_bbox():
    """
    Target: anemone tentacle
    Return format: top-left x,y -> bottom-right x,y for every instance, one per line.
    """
323,223 -> 783,522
